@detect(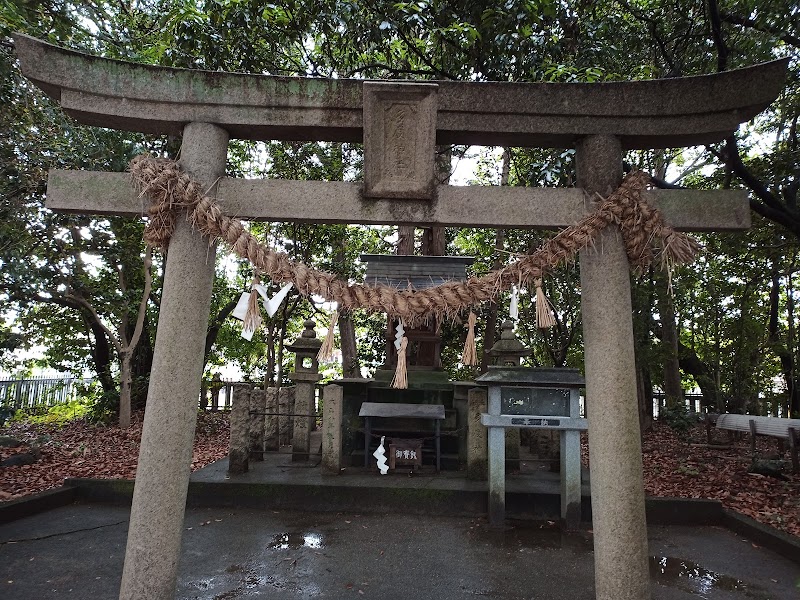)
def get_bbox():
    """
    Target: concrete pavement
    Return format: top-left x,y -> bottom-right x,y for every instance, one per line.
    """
1,503 -> 798,599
